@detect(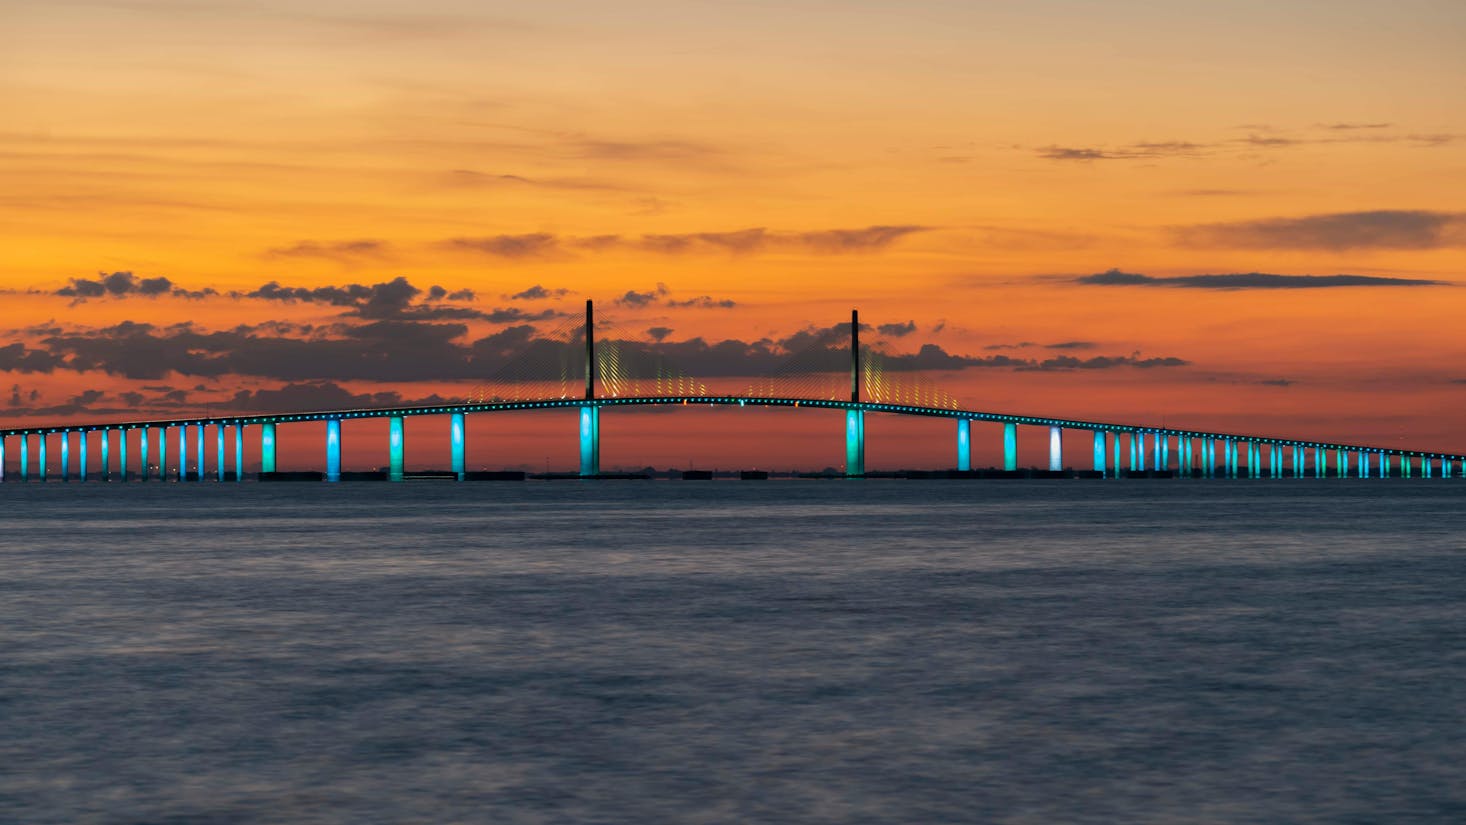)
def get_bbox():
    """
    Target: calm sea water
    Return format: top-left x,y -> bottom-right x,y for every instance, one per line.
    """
3,480 -> 1465,824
